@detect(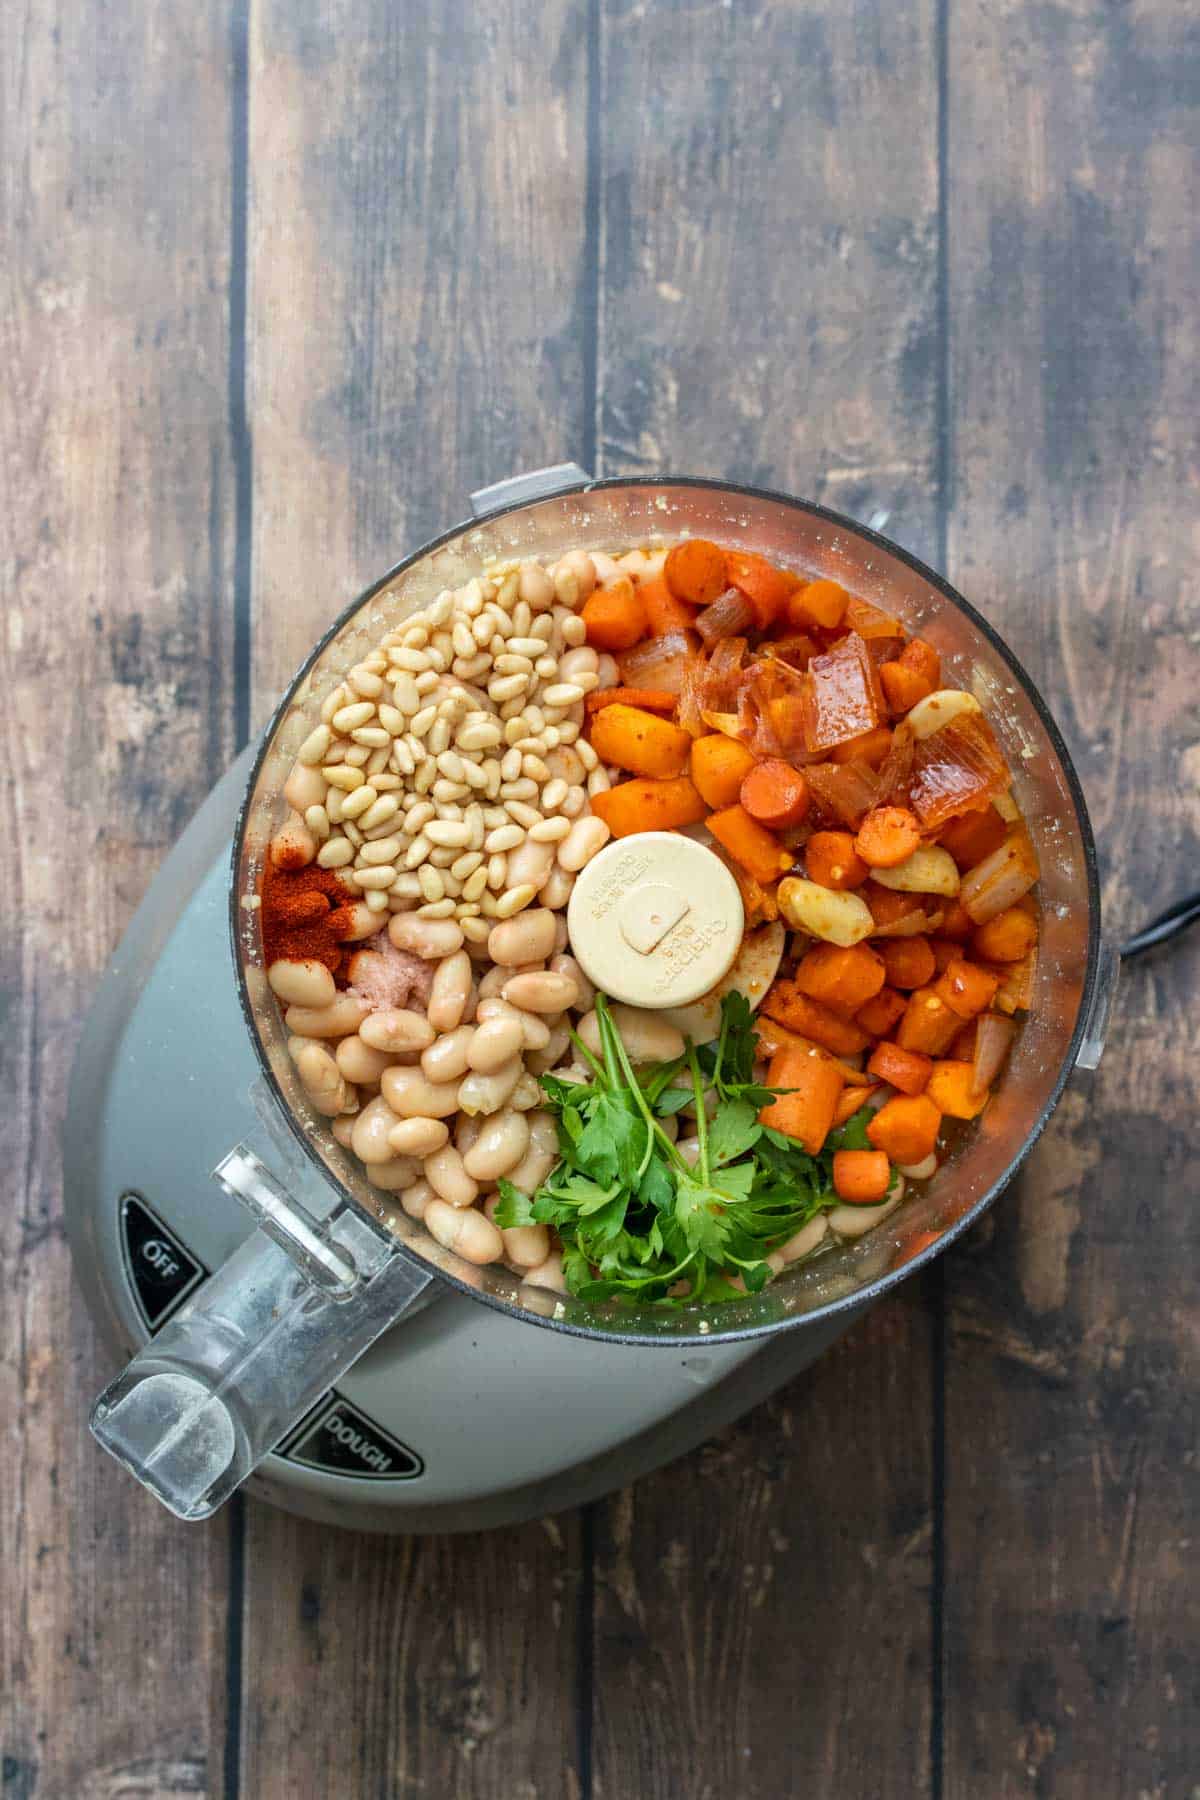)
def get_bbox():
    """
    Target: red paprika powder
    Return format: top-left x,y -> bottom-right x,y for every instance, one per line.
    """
260,859 -> 357,979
